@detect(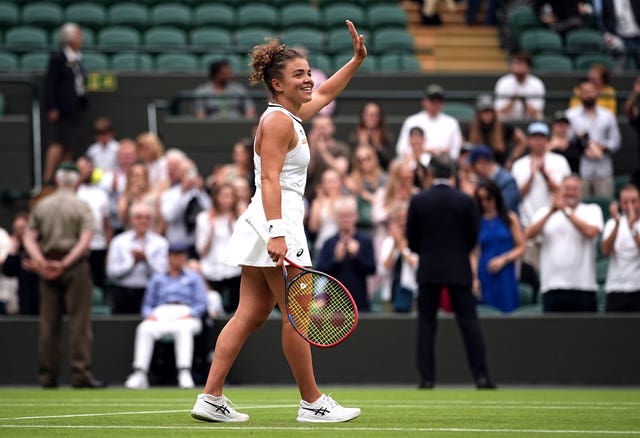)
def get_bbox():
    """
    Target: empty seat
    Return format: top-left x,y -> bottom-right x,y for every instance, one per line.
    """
372,29 -> 414,53
366,4 -> 407,29
235,27 -> 272,53
98,26 -> 141,50
144,26 -> 187,51
150,3 -> 191,28
519,29 -> 563,55
236,4 -> 278,30
508,6 -> 541,42
565,28 -> 605,55
323,4 -> 366,30
333,51 -> 376,72
532,53 -> 573,73
308,52 -> 332,73
378,53 -> 421,72
65,3 -> 106,30
0,51 -> 18,71
190,28 -> 232,52
326,28 -> 364,53
280,4 -> 321,29
22,2 -> 63,29
574,53 -> 615,72
4,26 -> 49,51
193,4 -> 235,29
280,29 -> 324,52
82,51 -> 108,70
108,3 -> 148,29
19,51 -> 49,71
0,2 -> 19,29
111,52 -> 153,71
156,53 -> 198,72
